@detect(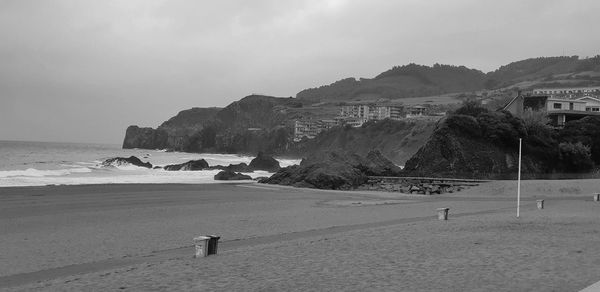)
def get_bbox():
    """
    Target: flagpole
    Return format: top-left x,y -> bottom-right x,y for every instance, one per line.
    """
517,138 -> 522,218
